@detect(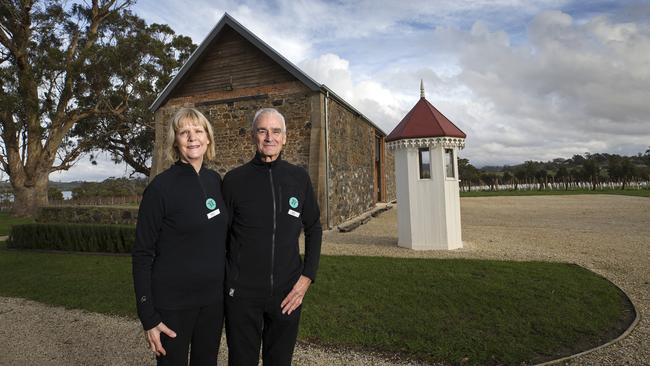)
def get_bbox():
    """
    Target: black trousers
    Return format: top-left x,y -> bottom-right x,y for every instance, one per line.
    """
225,293 -> 301,366
156,302 -> 224,366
